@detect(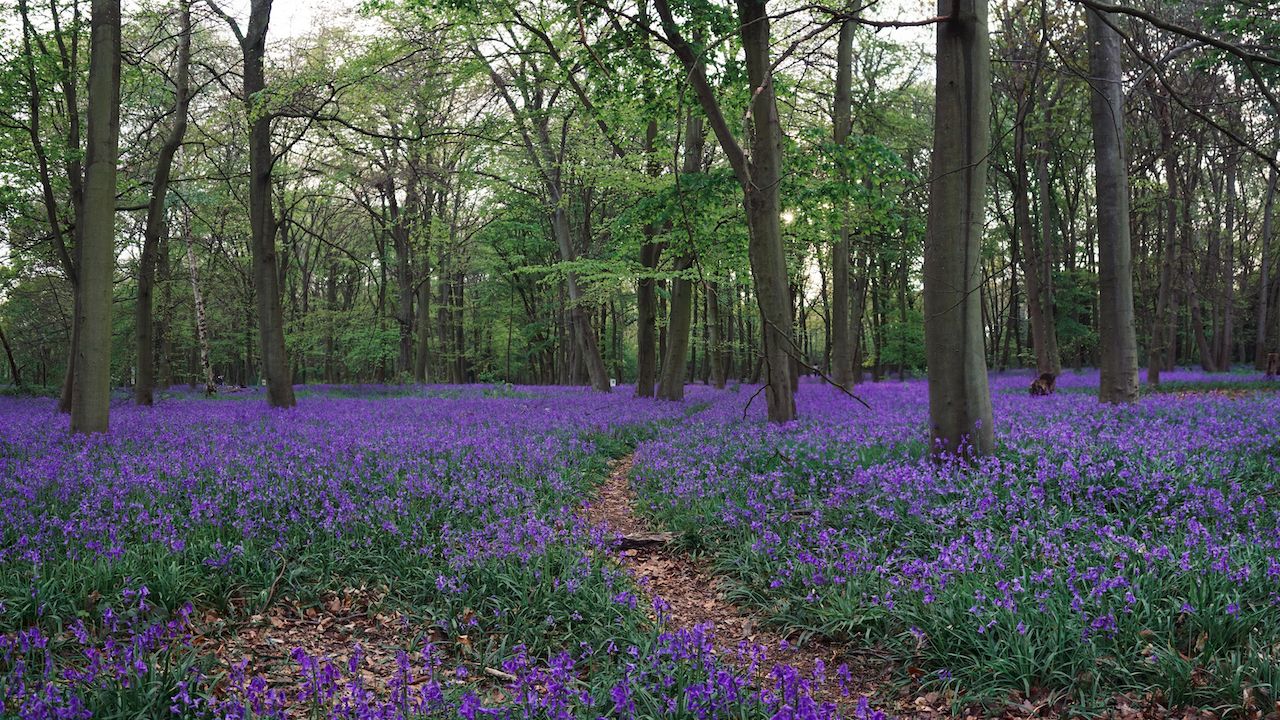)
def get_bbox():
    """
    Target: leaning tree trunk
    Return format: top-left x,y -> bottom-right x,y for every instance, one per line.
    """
136,0 -> 190,406
739,0 -> 796,421
658,113 -> 705,401
70,0 -> 121,434
652,0 -> 794,420
242,0 -> 295,407
1087,8 -> 1139,402
184,221 -> 216,396
830,16 -> 855,390
0,324 -> 20,387
922,0 -> 994,457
